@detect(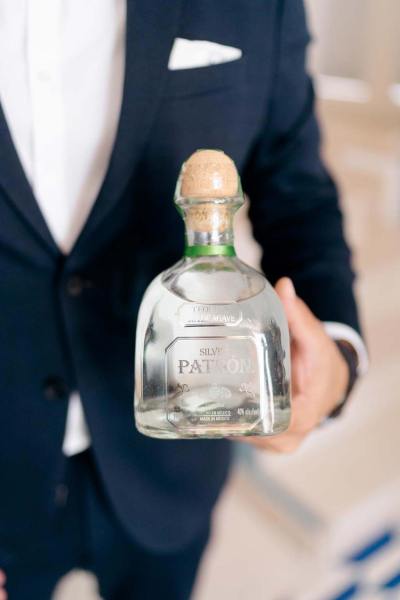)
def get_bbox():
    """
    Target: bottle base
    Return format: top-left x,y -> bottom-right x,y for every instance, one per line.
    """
135,418 -> 290,440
